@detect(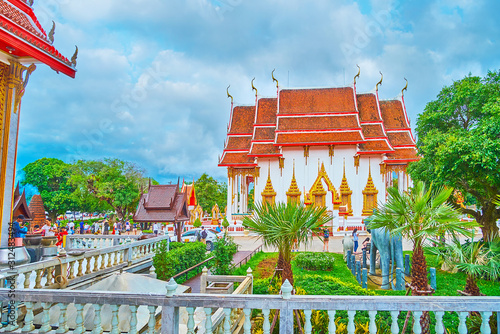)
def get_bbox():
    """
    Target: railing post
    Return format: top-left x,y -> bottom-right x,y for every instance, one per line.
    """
362,268 -> 367,289
396,268 -> 404,291
430,267 -> 436,291
404,254 -> 411,276
355,261 -> 361,284
200,267 -> 208,293
362,249 -> 367,268
162,277 -> 179,334
247,267 -> 253,293
350,254 -> 356,275
346,250 -> 351,268
280,279 -> 294,333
